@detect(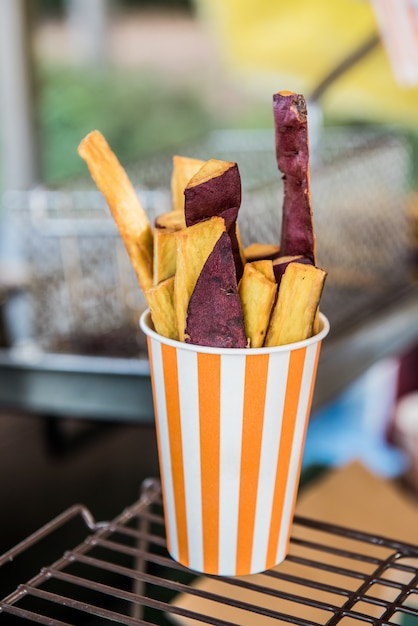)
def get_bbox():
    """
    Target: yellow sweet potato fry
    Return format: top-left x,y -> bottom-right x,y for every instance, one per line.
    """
238,262 -> 277,348
244,242 -> 281,262
171,155 -> 205,213
185,158 -> 244,281
155,210 -> 186,230
250,259 -> 276,283
272,254 -> 307,283
174,216 -> 226,341
153,210 -> 186,284
144,276 -> 177,340
235,223 -> 247,270
153,228 -> 178,285
78,130 -> 154,291
186,158 -> 236,189
264,262 -> 327,347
